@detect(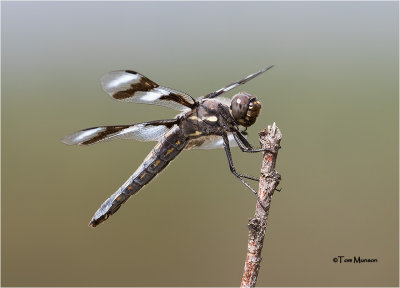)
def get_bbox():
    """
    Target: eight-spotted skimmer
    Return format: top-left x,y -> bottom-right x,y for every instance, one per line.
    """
62,65 -> 274,227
